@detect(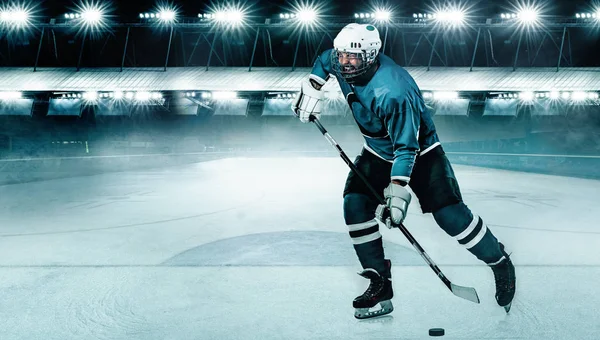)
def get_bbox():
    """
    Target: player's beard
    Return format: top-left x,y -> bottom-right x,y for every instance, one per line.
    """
343,64 -> 358,74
